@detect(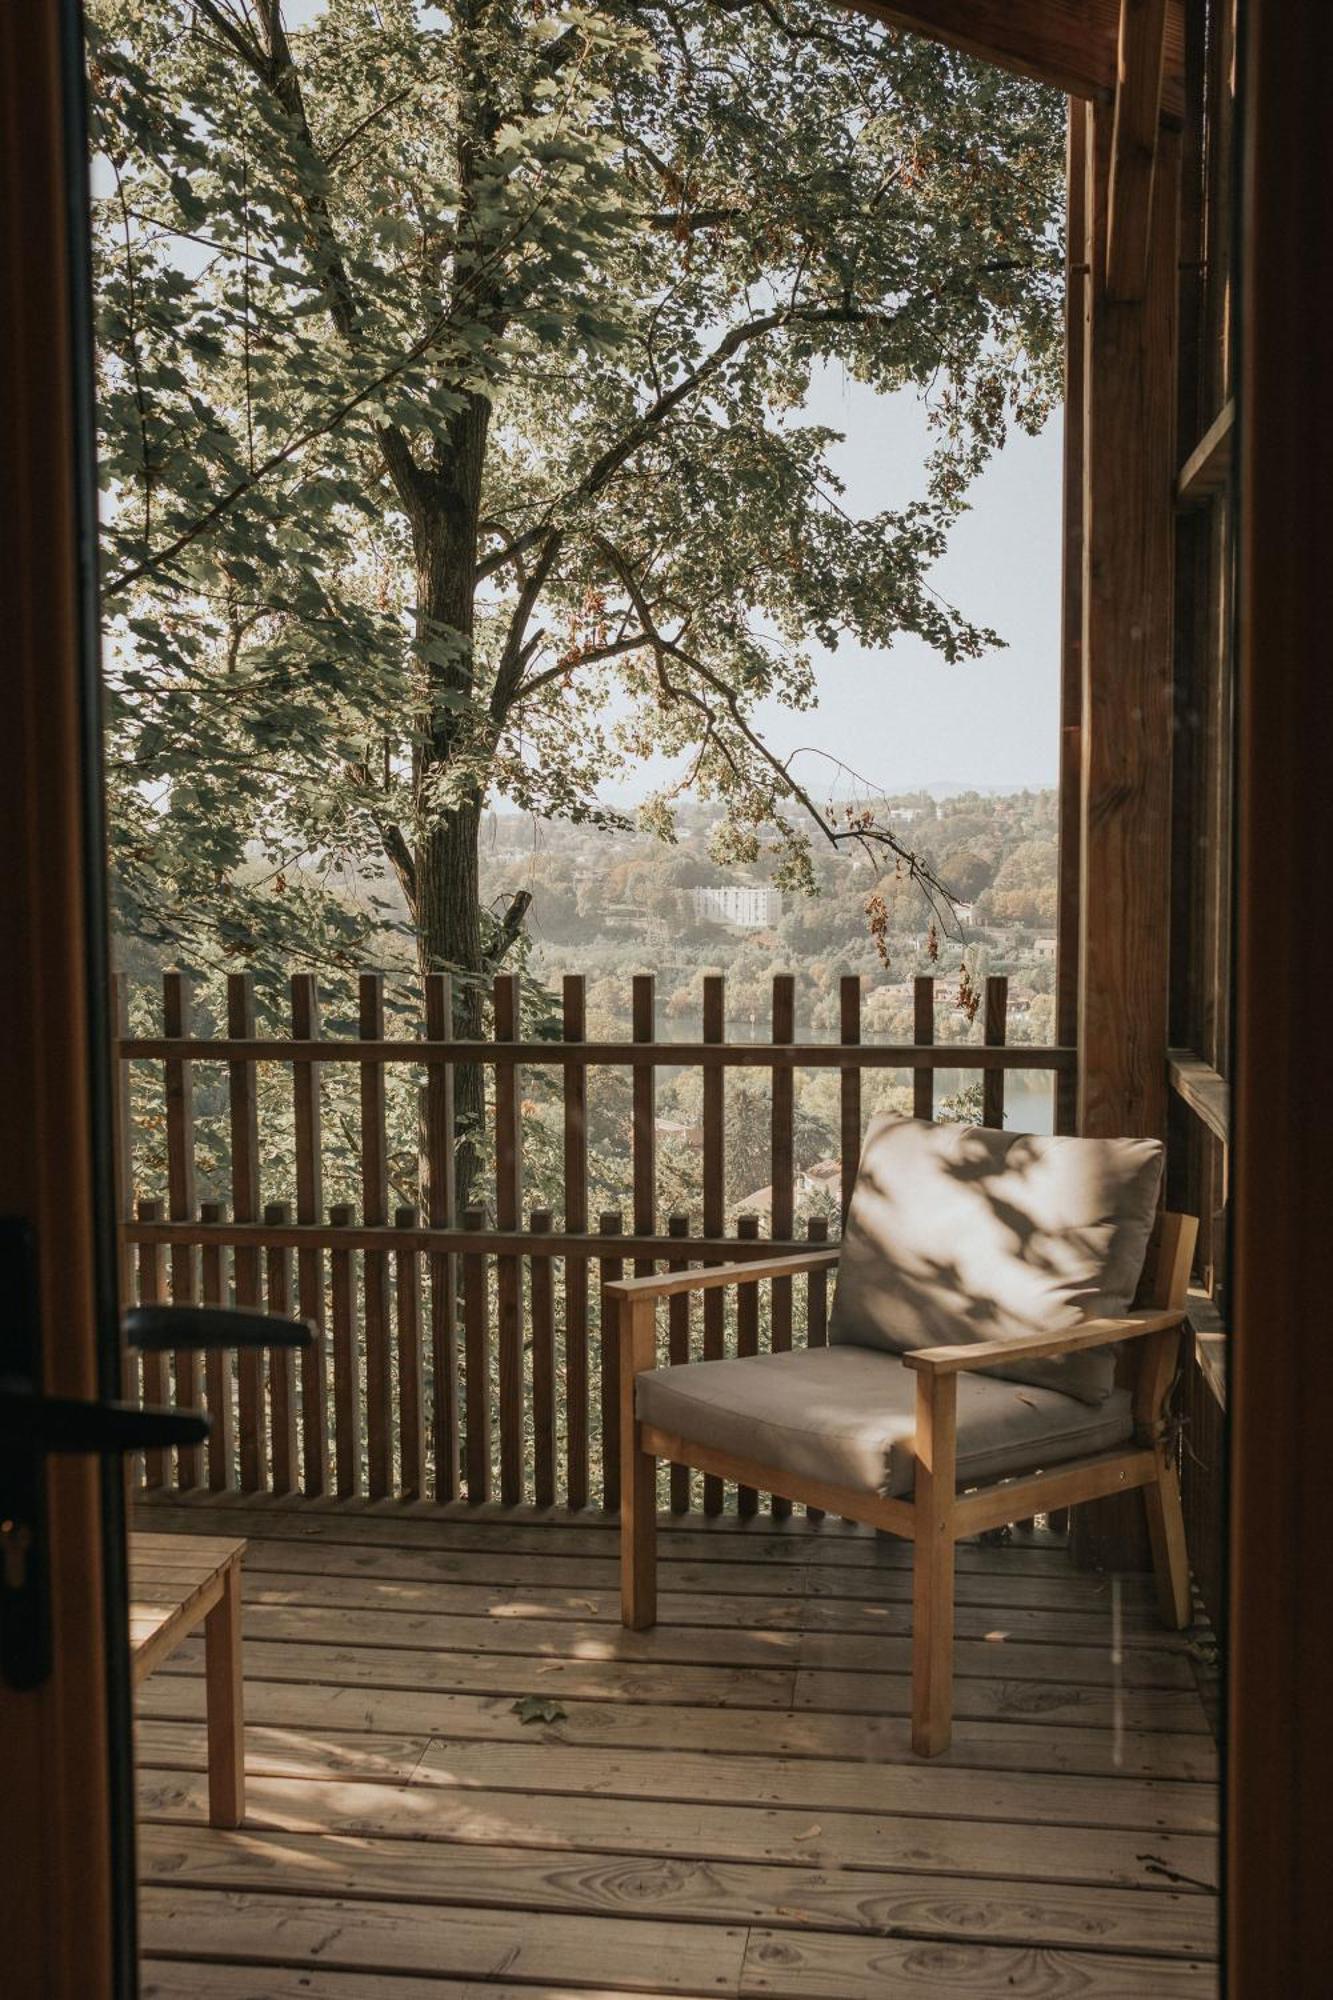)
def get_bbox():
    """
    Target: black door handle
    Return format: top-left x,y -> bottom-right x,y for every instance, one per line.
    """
124,1303 -> 314,1352
0,1386 -> 210,1454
